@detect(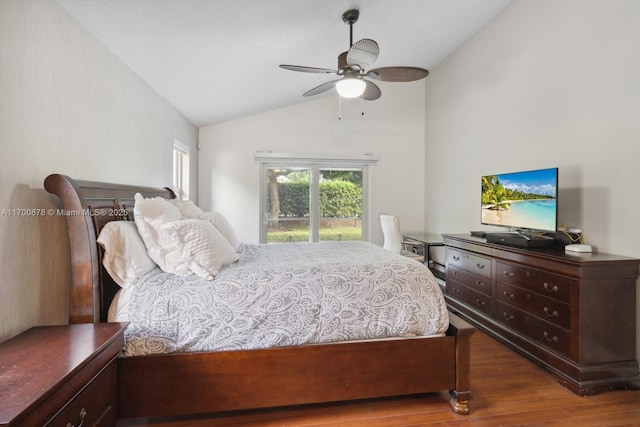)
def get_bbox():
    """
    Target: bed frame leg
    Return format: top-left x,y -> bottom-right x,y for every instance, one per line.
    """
449,390 -> 471,415
446,311 -> 475,415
